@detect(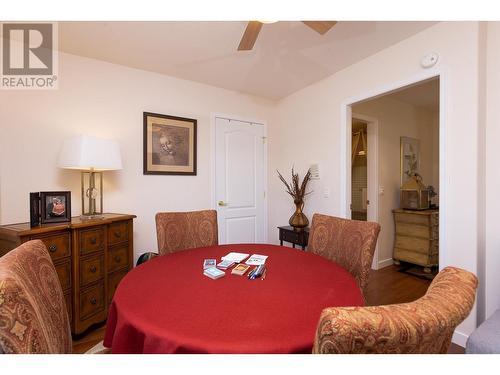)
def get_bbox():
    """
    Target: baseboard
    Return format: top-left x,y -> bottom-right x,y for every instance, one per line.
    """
452,330 -> 468,348
377,258 -> 394,269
